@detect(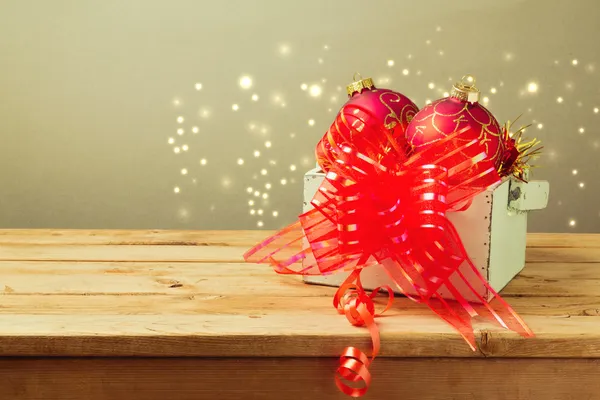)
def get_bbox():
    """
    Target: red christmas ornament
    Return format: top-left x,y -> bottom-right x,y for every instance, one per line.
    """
316,74 -> 419,171
405,75 -> 504,167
